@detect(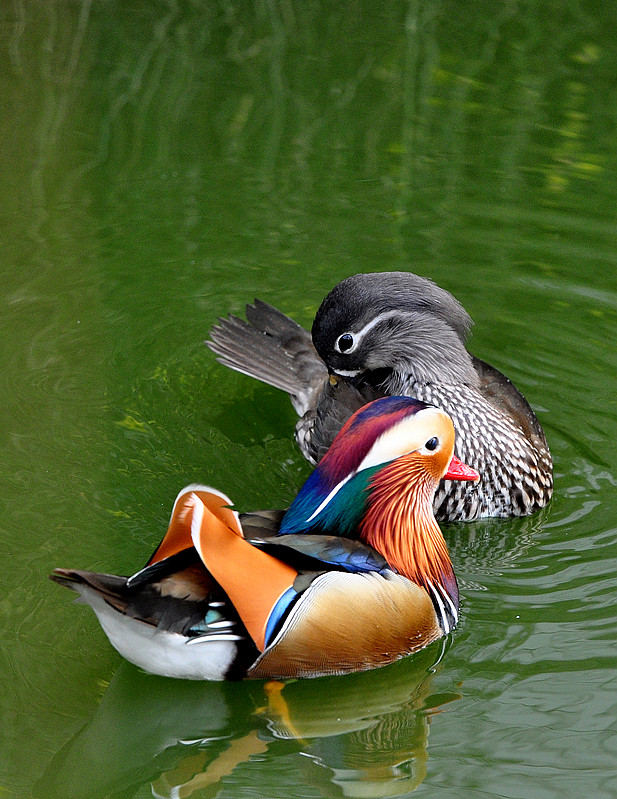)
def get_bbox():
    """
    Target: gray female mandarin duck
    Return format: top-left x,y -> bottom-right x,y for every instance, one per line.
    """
208,272 -> 553,522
